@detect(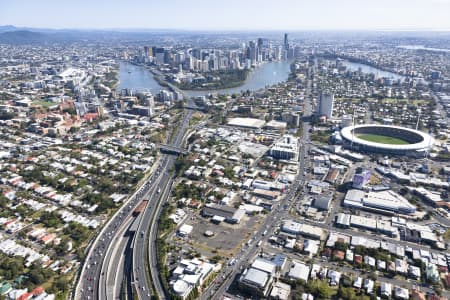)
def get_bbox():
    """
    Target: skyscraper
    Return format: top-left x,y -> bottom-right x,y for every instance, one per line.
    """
257,37 -> 269,49
284,33 -> 289,51
247,41 -> 259,65
148,95 -> 154,118
318,92 -> 334,118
